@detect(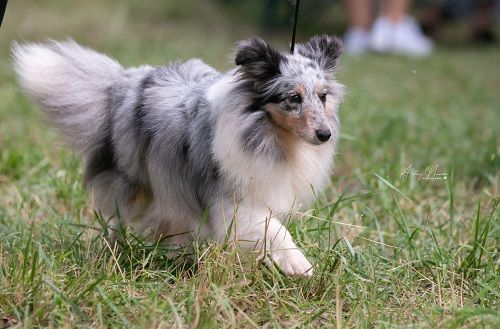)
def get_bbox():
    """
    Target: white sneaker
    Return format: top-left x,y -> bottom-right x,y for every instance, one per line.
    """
369,17 -> 394,53
393,16 -> 434,57
344,28 -> 370,55
369,16 -> 434,57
